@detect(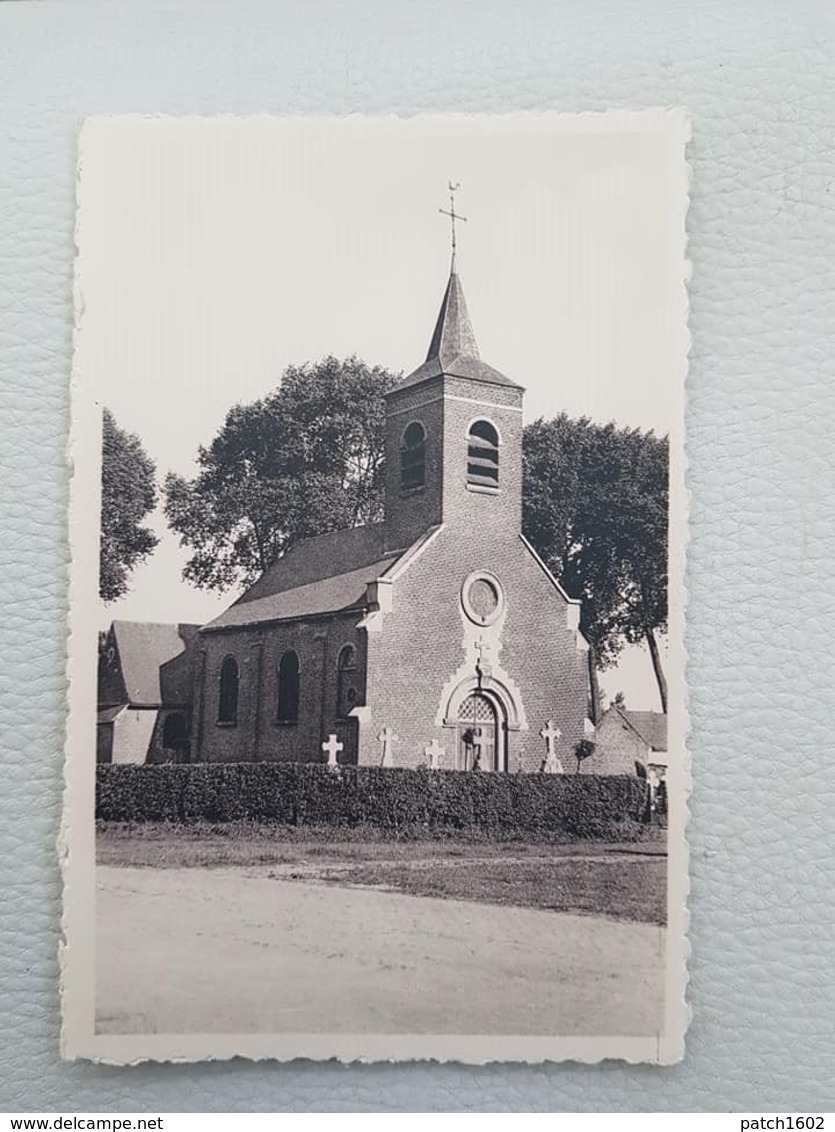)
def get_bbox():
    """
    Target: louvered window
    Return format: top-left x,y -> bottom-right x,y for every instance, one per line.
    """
400,421 -> 426,489
467,420 -> 499,488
